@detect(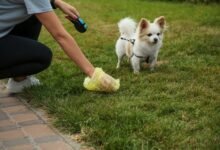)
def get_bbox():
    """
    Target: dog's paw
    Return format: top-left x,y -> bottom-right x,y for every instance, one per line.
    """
133,71 -> 140,74
142,63 -> 150,69
150,67 -> 155,72
126,58 -> 130,63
